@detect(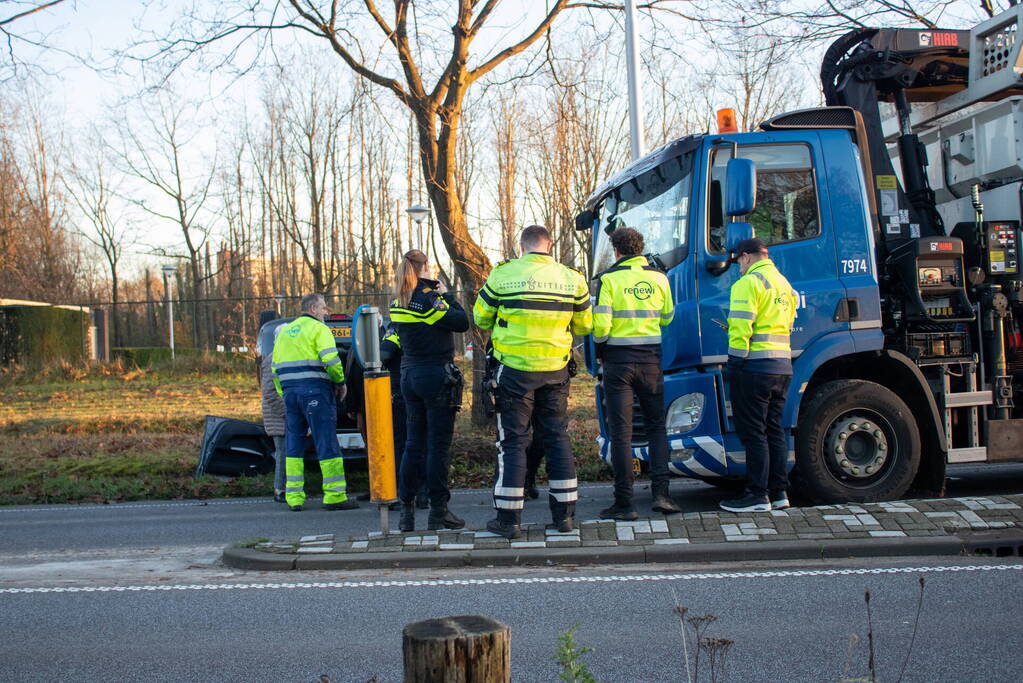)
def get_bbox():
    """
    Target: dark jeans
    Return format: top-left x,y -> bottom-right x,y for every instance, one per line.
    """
729,371 -> 792,498
398,365 -> 456,507
493,365 -> 576,523
604,362 -> 670,503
